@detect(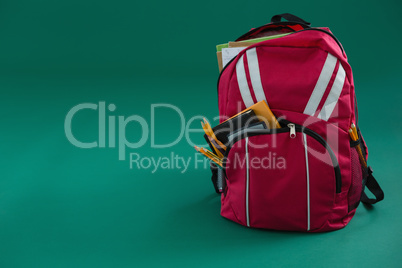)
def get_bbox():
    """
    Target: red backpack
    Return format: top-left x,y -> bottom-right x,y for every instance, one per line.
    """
212,13 -> 384,232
